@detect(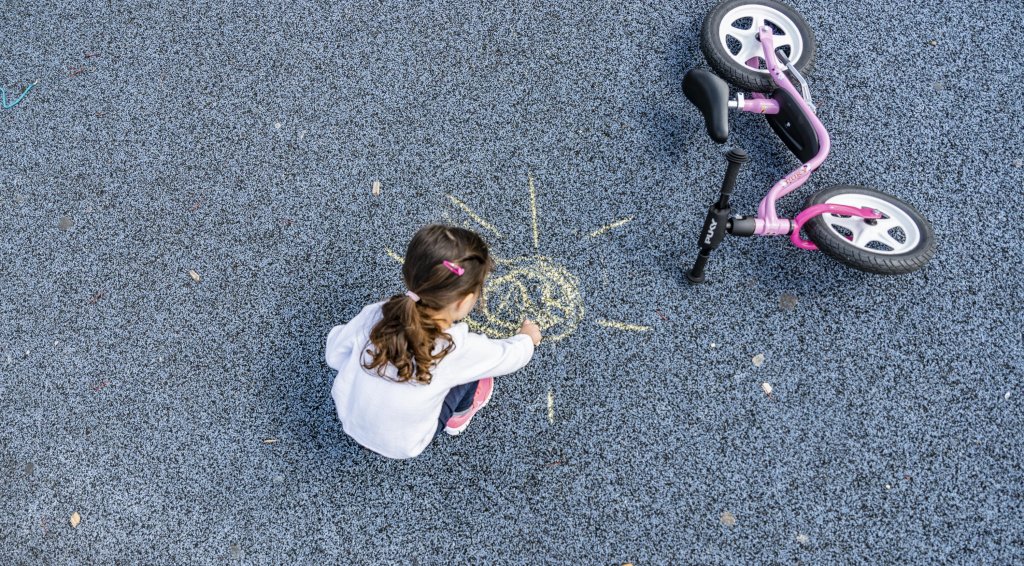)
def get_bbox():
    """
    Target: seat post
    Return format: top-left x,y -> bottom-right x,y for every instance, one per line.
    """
686,147 -> 749,284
